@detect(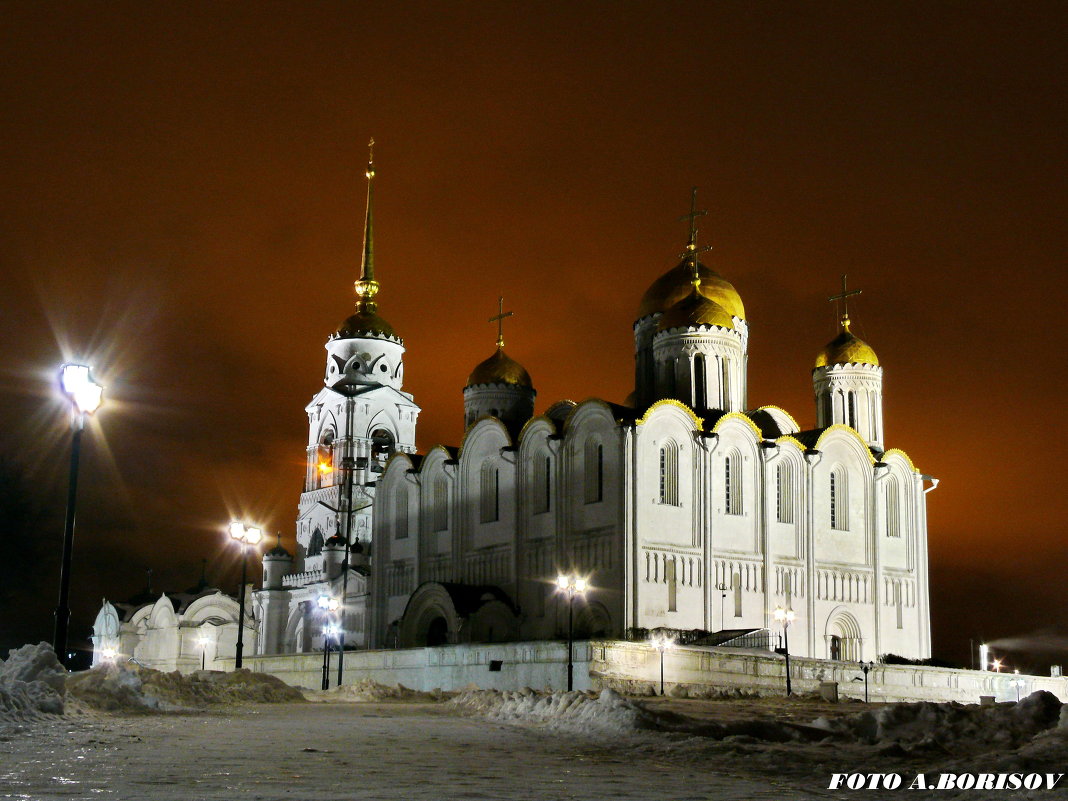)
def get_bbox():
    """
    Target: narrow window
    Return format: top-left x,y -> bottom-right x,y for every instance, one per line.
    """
658,442 -> 679,506
694,354 -> 706,409
830,468 -> 848,530
724,452 -> 741,515
721,358 -> 730,409
584,441 -> 603,504
433,478 -> 448,532
395,492 -> 408,539
776,463 -> 793,523
785,572 -> 792,609
733,571 -> 742,618
895,583 -> 903,629
534,454 -> 551,514
667,559 -> 677,612
480,461 -> 499,523
886,477 -> 900,537
848,392 -> 858,430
